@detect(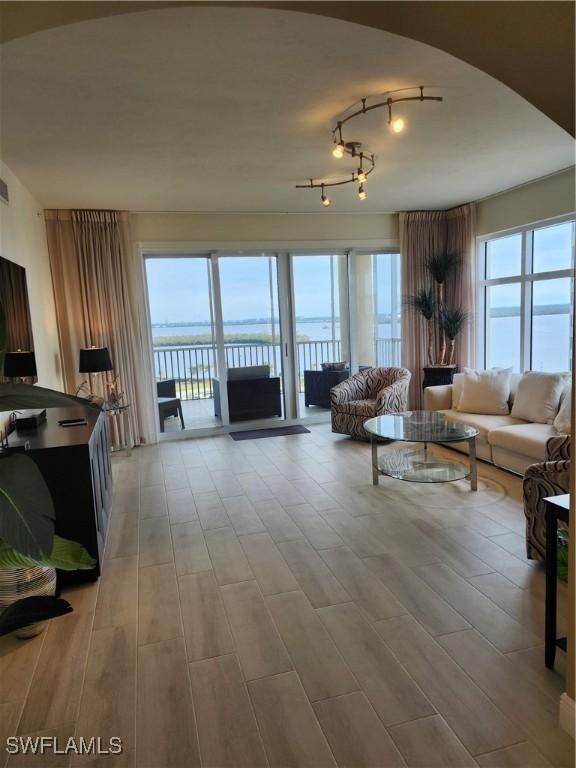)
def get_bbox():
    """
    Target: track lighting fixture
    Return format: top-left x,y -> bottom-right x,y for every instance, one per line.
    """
332,142 -> 345,159
297,87 -> 442,206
